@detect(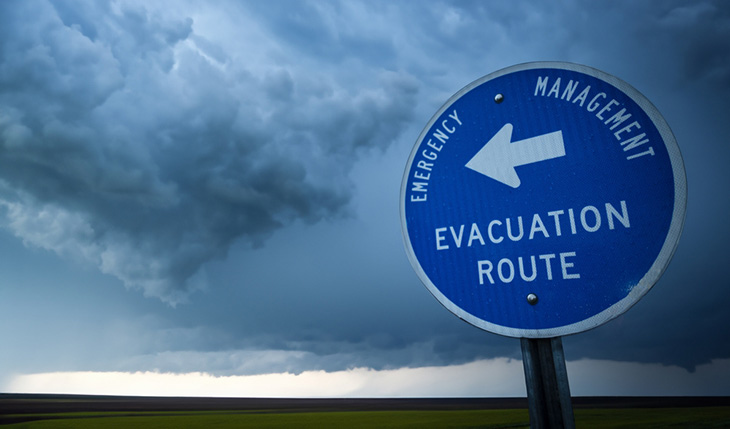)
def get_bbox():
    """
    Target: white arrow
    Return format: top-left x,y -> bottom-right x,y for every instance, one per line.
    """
465,123 -> 565,188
